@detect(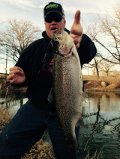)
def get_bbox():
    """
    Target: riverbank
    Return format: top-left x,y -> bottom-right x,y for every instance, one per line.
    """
0,75 -> 120,95
83,75 -> 120,92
